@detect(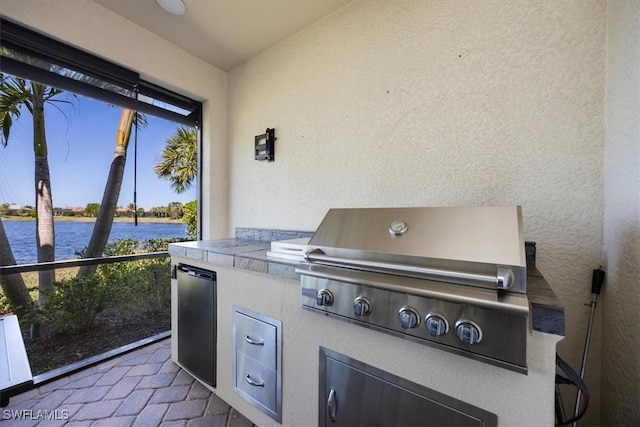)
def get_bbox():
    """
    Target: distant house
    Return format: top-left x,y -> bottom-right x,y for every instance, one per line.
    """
62,207 -> 85,216
7,204 -> 34,216
7,204 -> 23,215
115,207 -> 131,217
